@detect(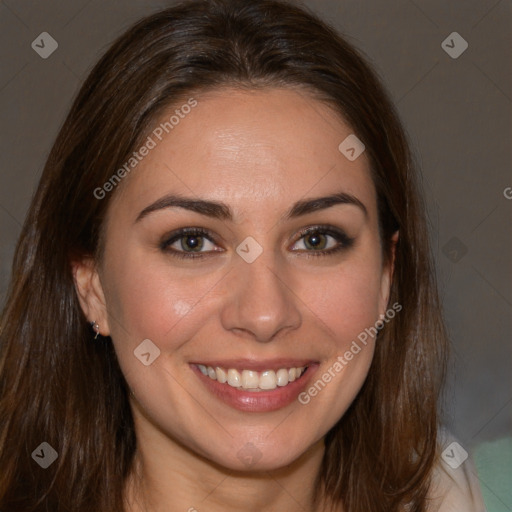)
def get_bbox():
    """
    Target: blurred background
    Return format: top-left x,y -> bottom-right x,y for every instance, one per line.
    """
0,0 -> 510,509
